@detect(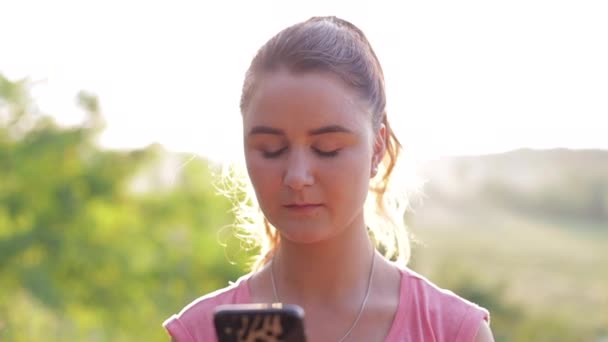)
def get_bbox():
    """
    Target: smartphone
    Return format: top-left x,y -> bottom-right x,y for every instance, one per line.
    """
213,303 -> 306,342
